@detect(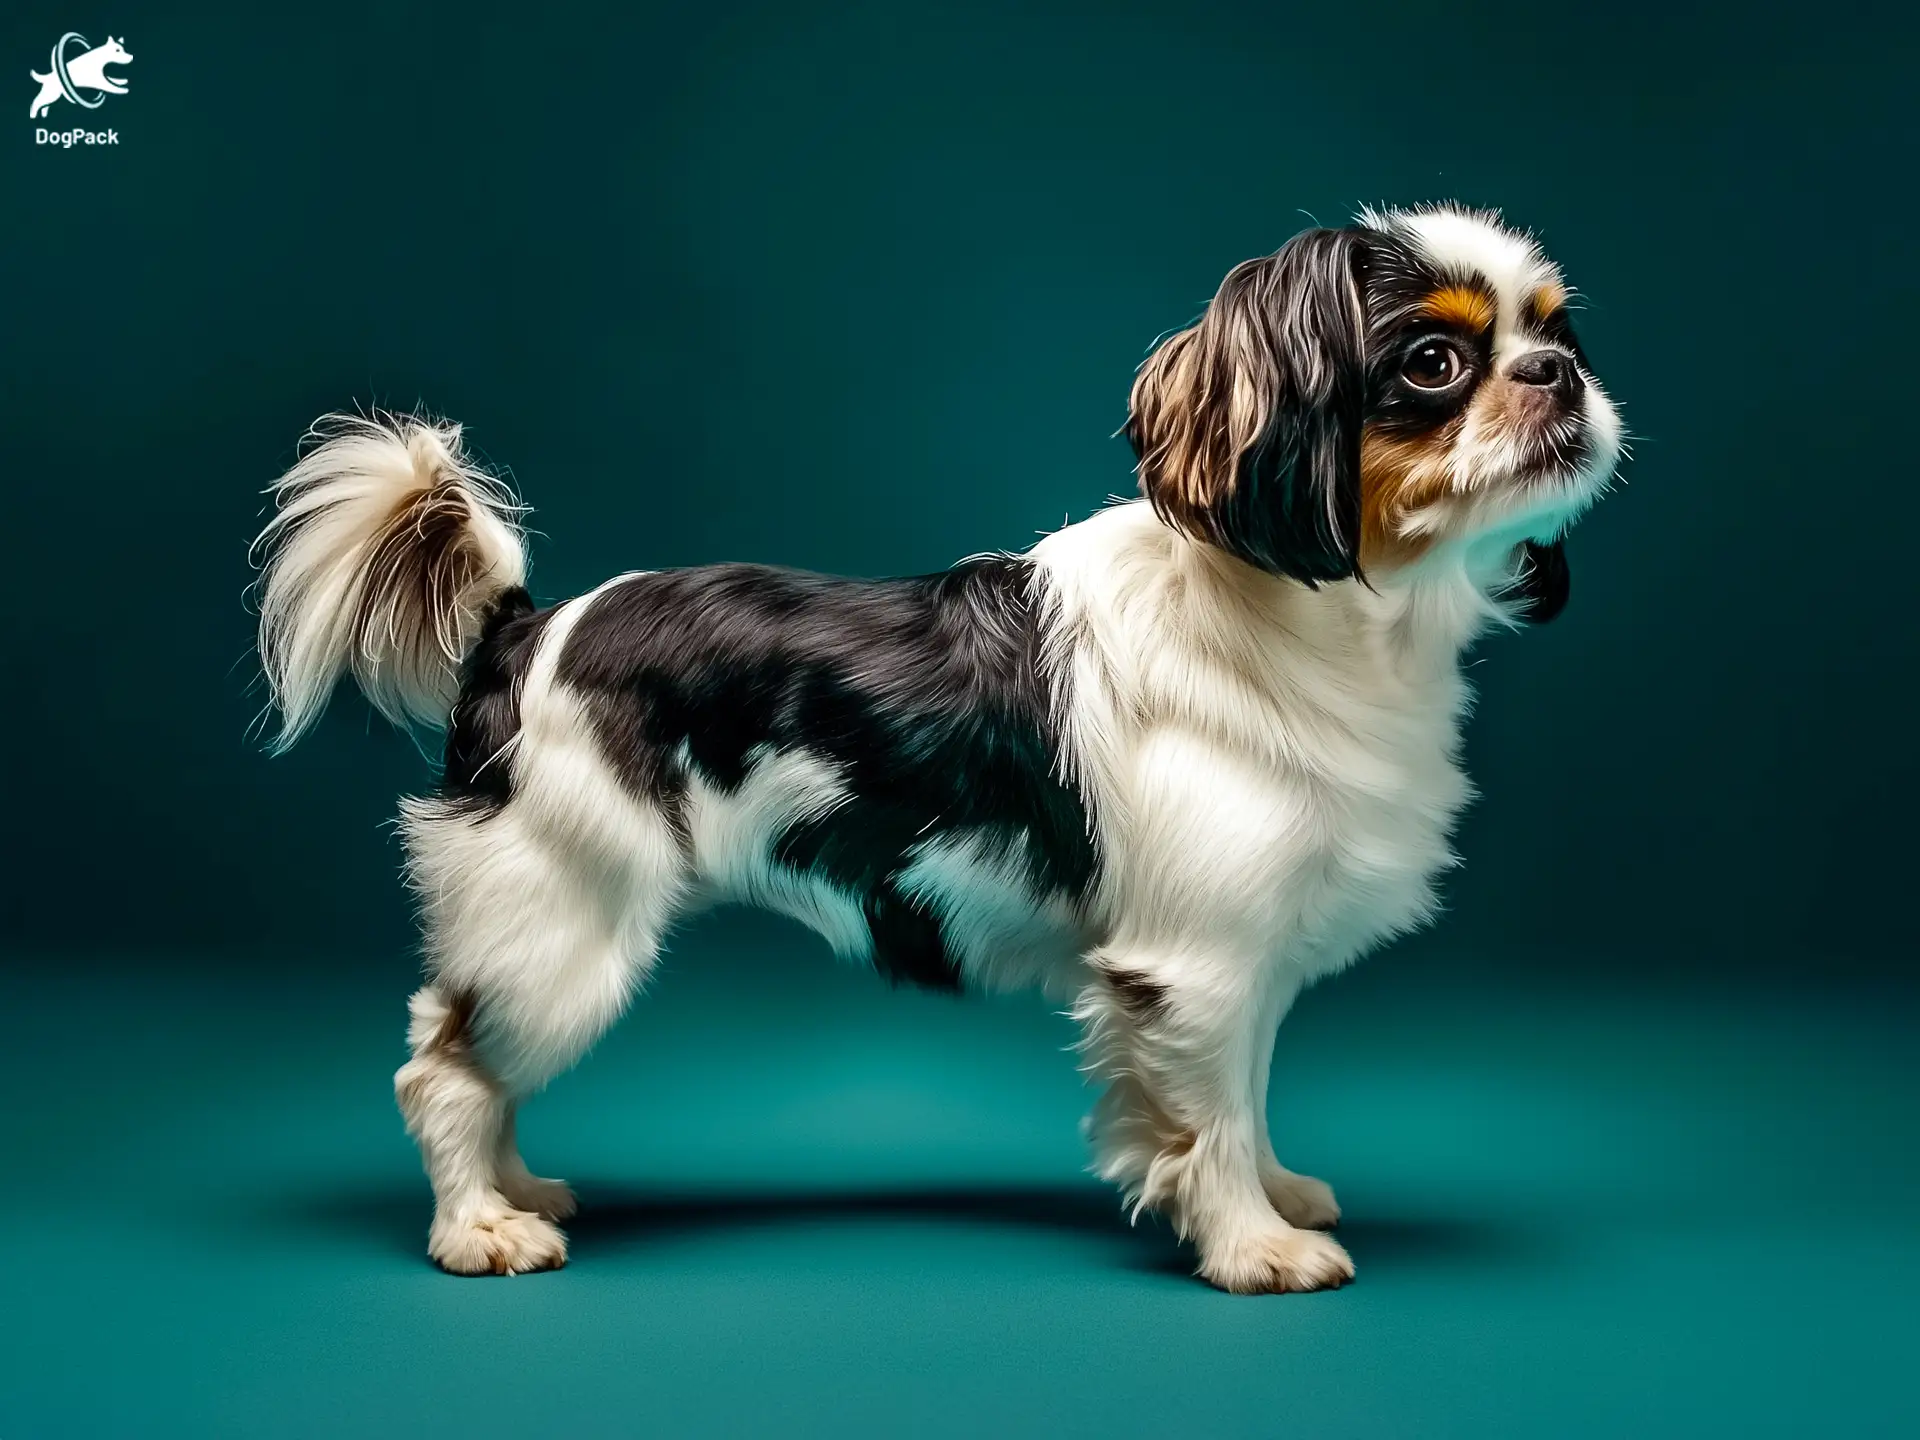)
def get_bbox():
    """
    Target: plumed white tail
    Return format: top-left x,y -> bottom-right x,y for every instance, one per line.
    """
251,412 -> 528,750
